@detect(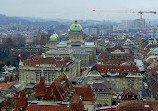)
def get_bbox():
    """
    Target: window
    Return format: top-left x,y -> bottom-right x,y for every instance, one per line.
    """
72,36 -> 80,39
48,73 -> 52,82
44,72 -> 47,82
26,72 -> 28,82
52,74 -> 55,81
36,72 -> 40,82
